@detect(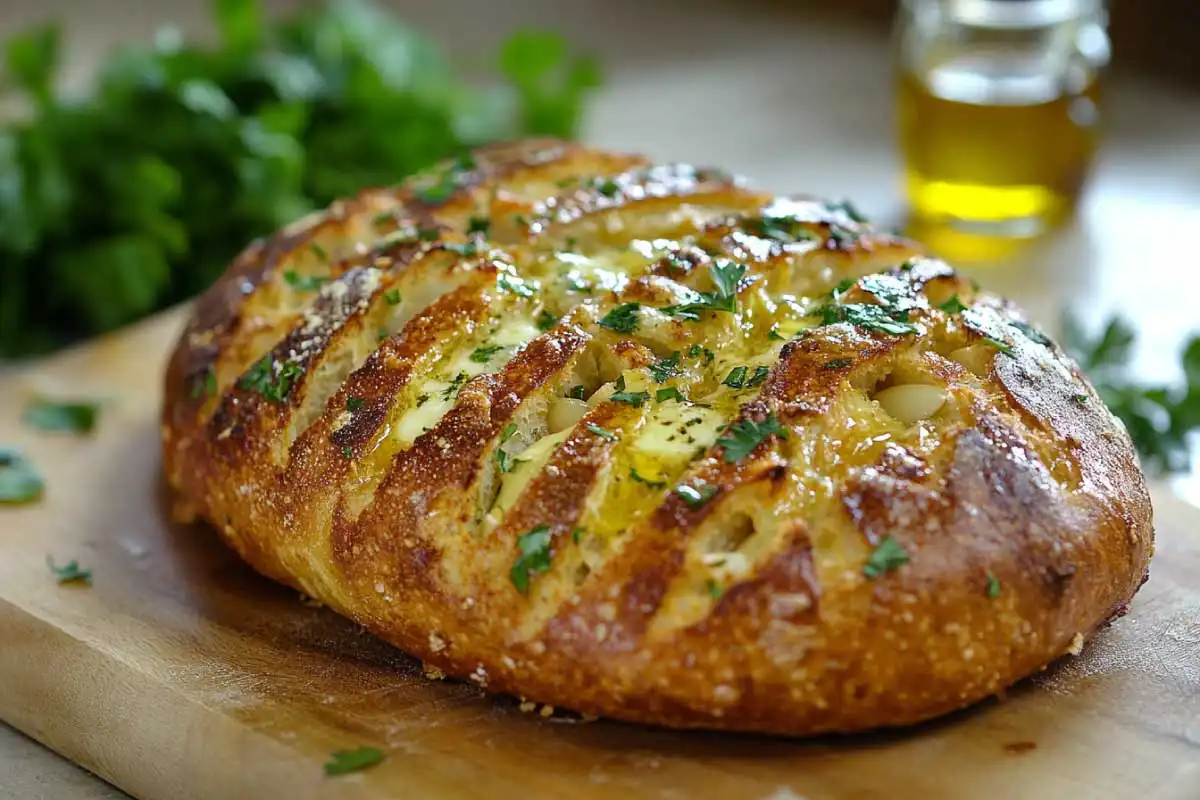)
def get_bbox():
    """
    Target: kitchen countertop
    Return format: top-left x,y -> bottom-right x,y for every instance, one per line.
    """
2,1 -> 1197,797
